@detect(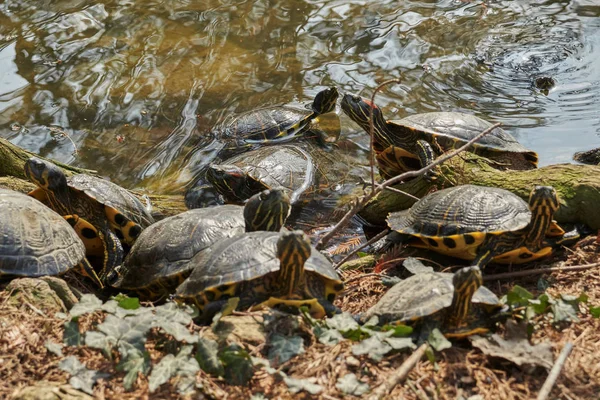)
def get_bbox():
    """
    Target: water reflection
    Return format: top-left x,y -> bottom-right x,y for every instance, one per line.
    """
0,0 -> 598,193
